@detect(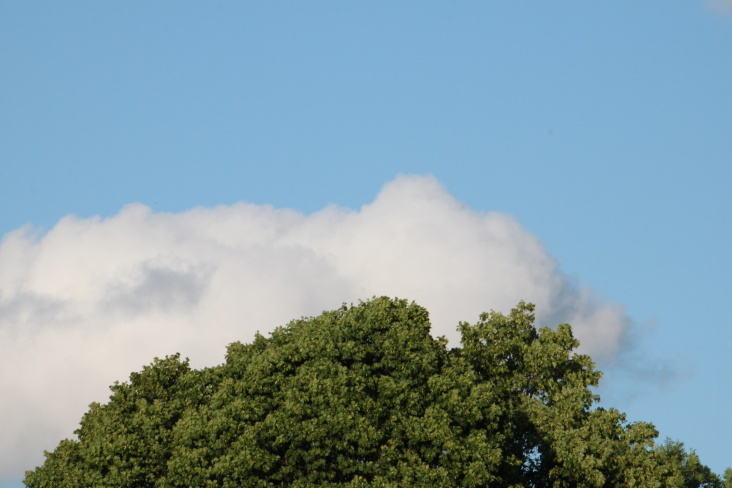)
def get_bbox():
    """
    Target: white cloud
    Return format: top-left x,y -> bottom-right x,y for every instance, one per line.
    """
0,174 -> 632,481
